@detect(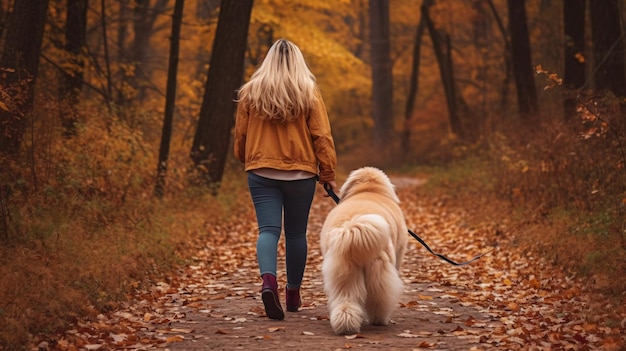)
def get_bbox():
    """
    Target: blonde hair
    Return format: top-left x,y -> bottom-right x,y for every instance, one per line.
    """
238,39 -> 317,122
